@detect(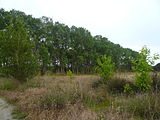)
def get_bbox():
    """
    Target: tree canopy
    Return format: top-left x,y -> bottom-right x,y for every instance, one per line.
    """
0,19 -> 39,81
0,8 -> 139,74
